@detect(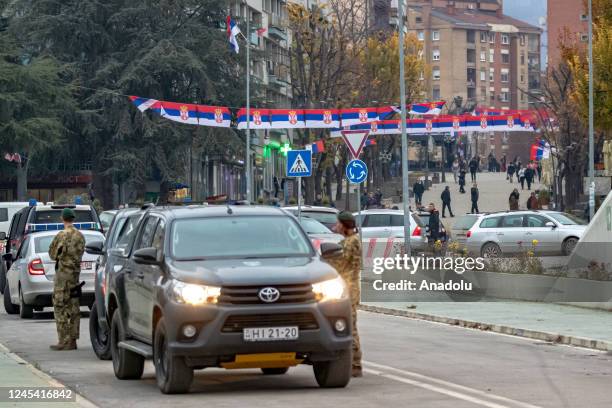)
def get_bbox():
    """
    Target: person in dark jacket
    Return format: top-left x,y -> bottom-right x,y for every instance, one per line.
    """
526,192 -> 540,210
427,202 -> 441,243
470,183 -> 479,214
509,189 -> 520,210
360,191 -> 368,210
440,186 -> 454,217
525,165 -> 535,190
507,161 -> 516,182
374,188 -> 383,207
458,167 -> 466,193
413,180 -> 425,205
469,157 -> 479,182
